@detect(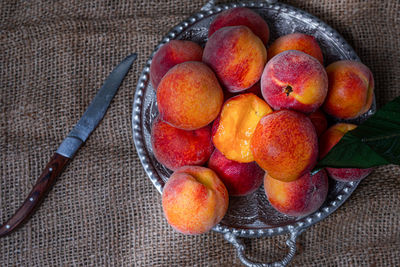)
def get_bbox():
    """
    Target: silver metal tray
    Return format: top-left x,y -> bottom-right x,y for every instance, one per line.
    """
132,1 -> 375,266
